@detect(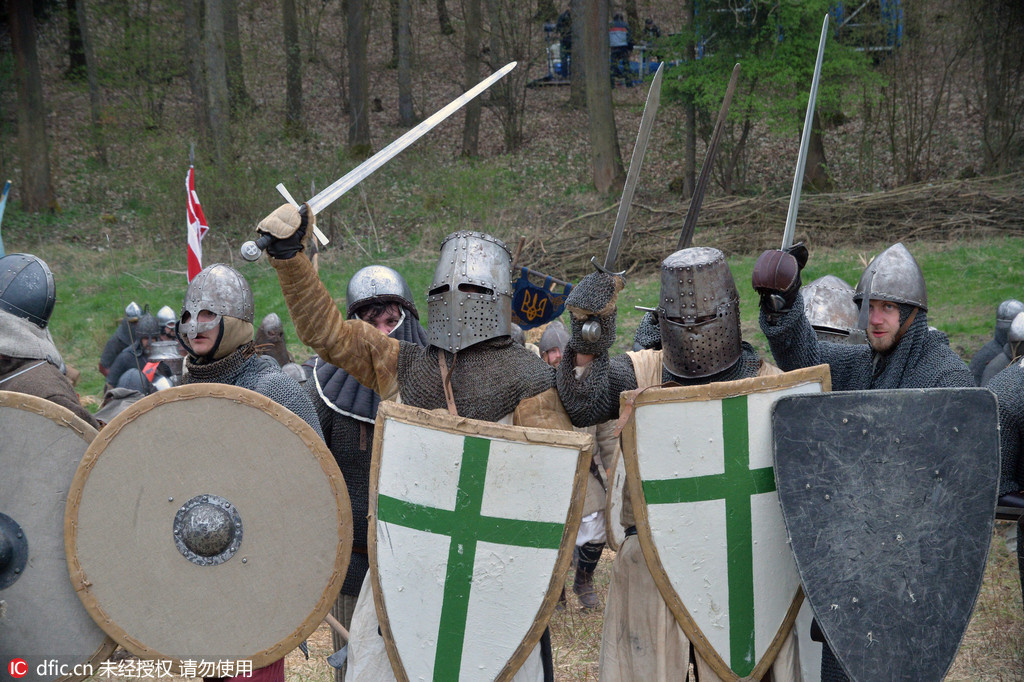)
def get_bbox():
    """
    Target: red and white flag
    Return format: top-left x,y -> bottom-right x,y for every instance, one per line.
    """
186,165 -> 210,282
